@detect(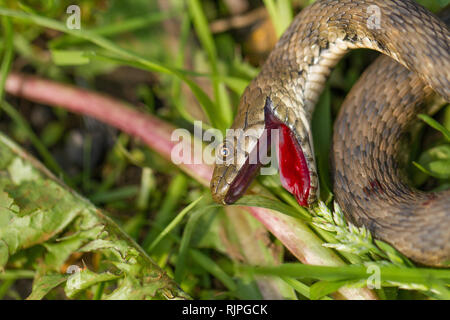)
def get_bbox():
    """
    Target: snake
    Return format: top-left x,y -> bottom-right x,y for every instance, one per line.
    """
210,0 -> 449,267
